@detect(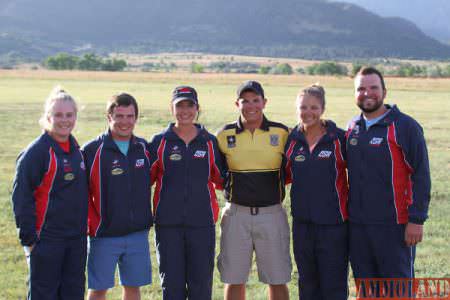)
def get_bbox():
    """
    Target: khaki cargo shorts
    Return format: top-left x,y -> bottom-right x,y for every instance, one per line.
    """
217,202 -> 292,284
